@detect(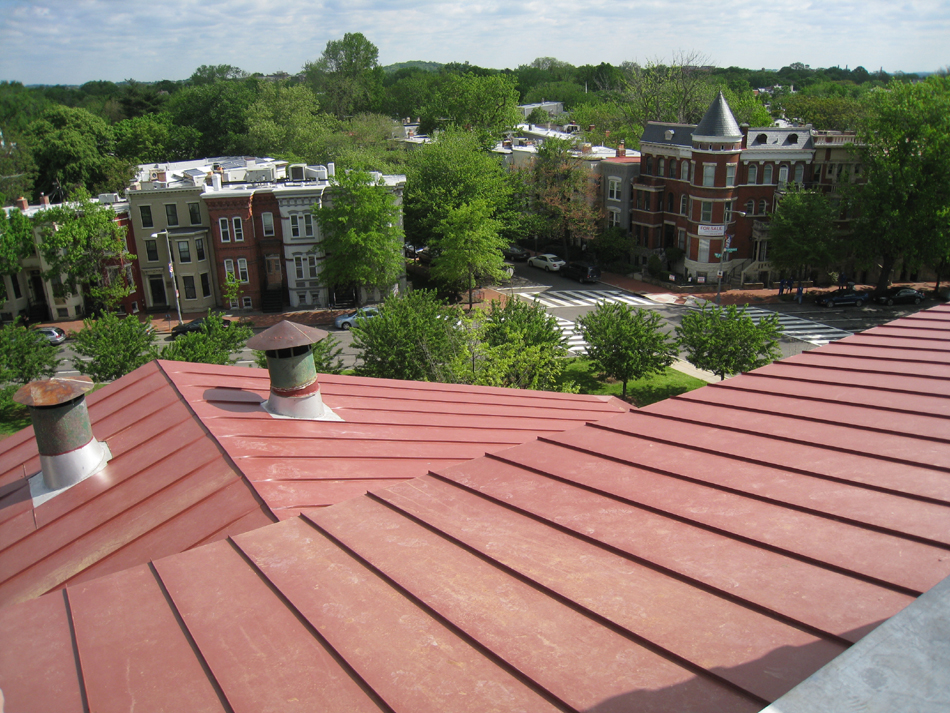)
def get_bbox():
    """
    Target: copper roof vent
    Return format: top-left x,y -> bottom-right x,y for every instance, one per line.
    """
14,376 -> 112,505
246,321 -> 342,421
